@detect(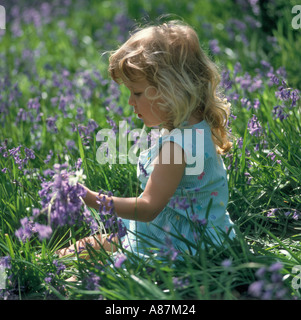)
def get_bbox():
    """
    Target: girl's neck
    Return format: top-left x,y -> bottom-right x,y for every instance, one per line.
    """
188,113 -> 203,125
